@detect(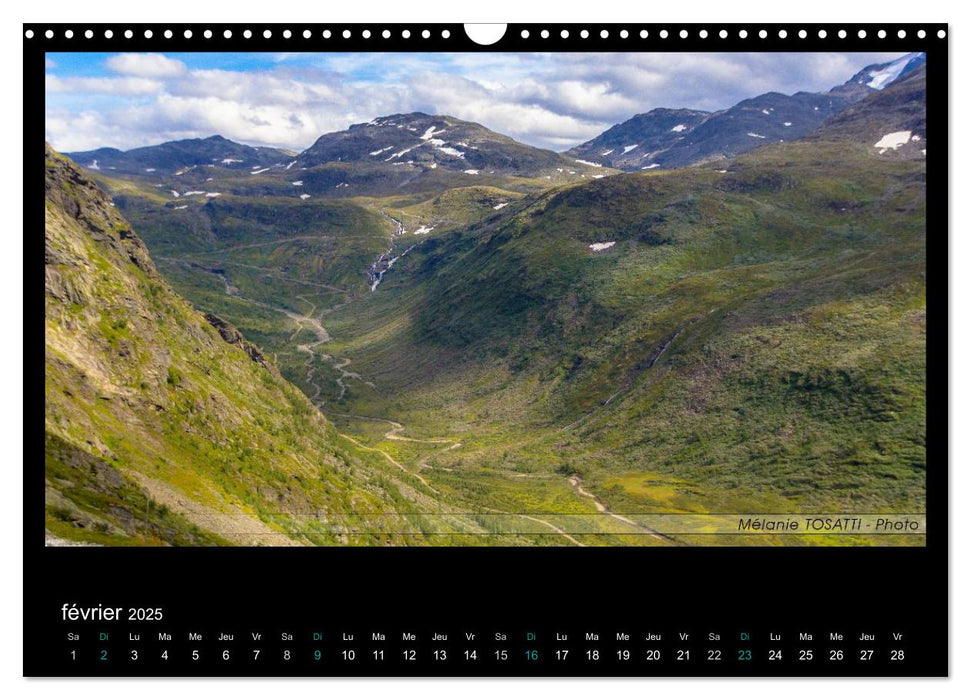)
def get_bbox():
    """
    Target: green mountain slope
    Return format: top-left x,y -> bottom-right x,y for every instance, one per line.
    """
44,144 -> 498,546
315,69 -> 927,531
